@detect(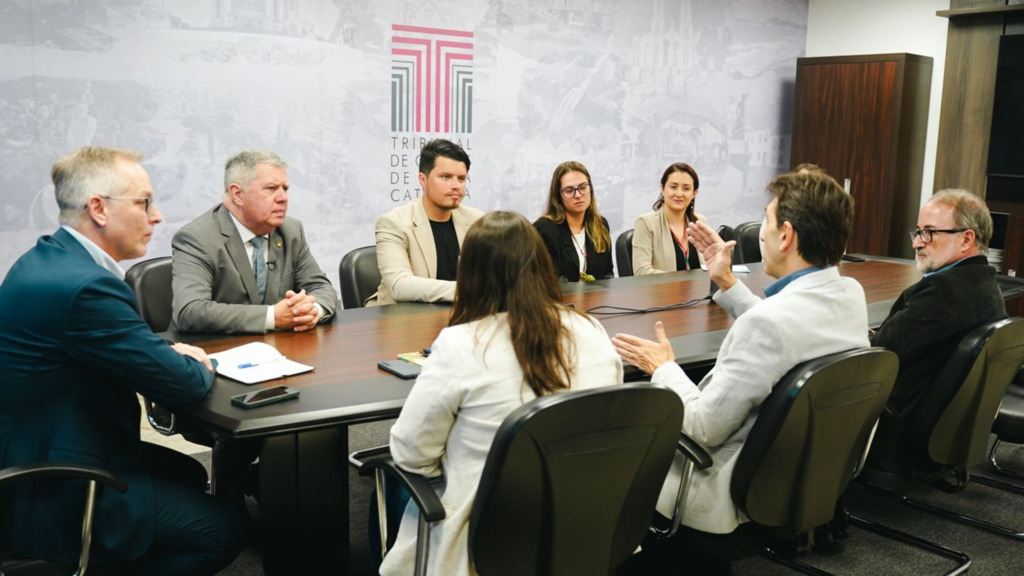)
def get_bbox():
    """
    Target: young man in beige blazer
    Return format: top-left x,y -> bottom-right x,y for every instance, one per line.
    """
368,139 -> 483,306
